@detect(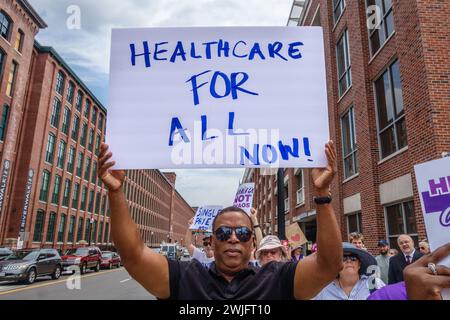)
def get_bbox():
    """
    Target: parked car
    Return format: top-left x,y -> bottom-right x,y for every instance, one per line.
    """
180,248 -> 191,262
61,246 -> 102,274
100,251 -> 121,269
0,249 -> 62,284
159,244 -> 180,260
0,247 -> 12,261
